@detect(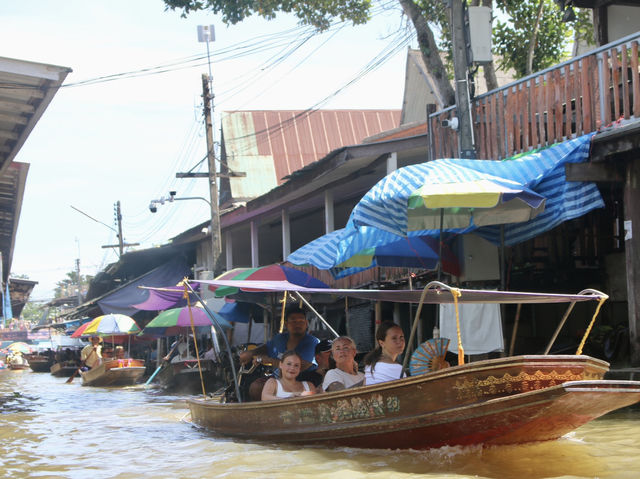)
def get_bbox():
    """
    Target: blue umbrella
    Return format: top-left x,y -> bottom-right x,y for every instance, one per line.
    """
287,225 -> 460,278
